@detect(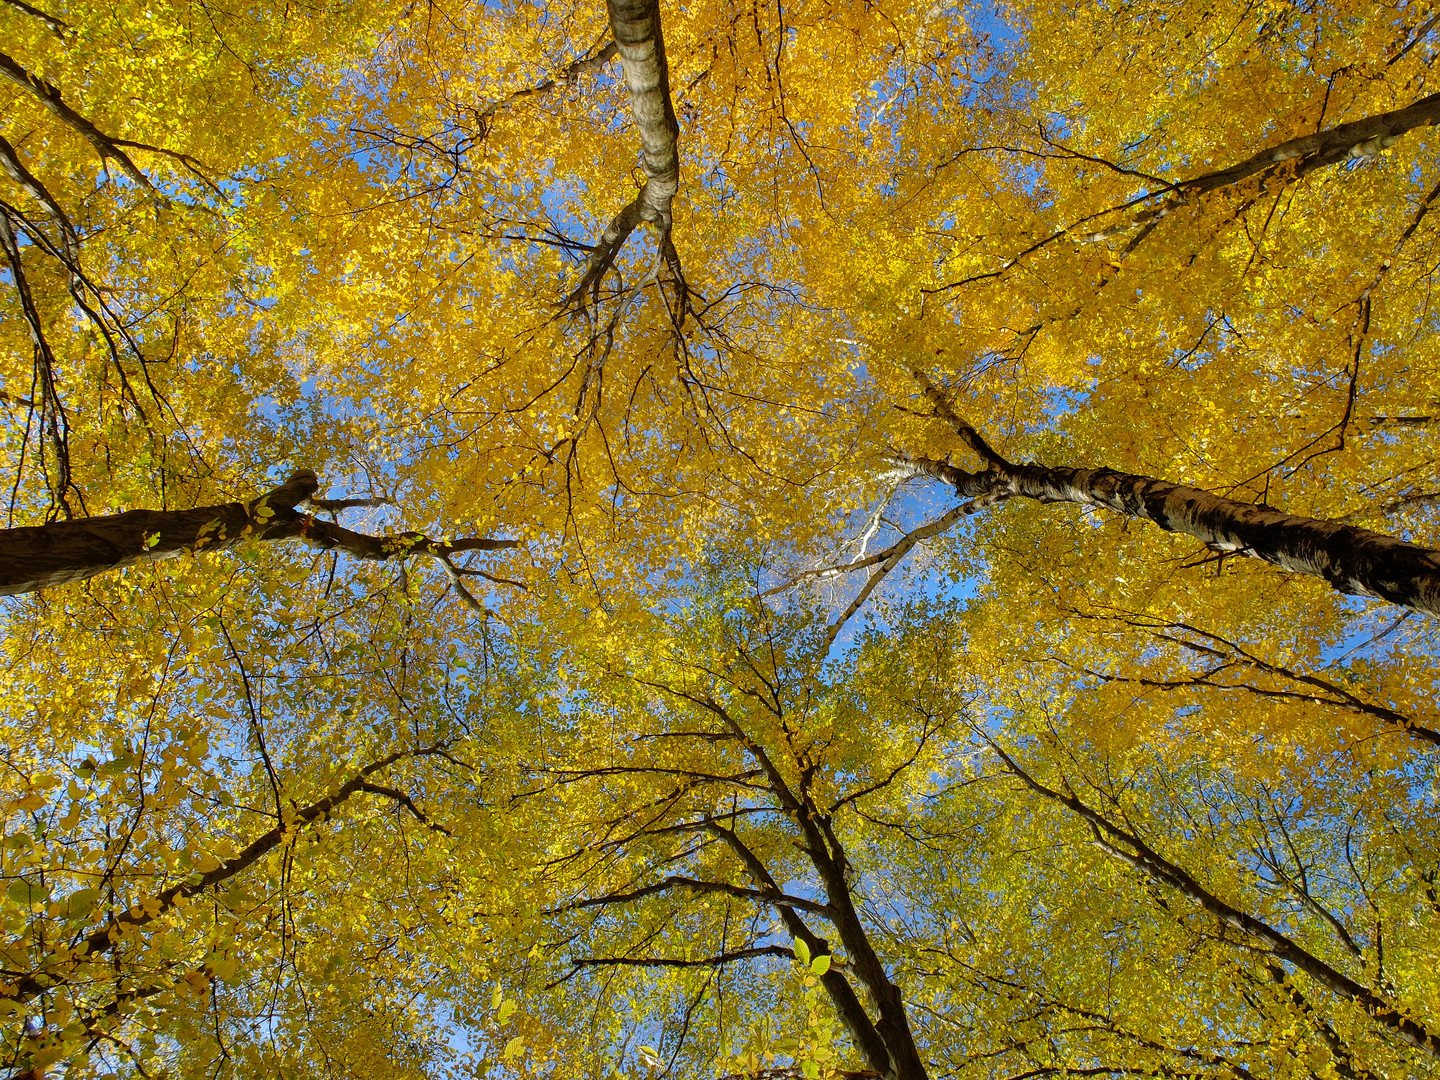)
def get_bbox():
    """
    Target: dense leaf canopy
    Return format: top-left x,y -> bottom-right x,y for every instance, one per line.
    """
1,0 -> 1438,1077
